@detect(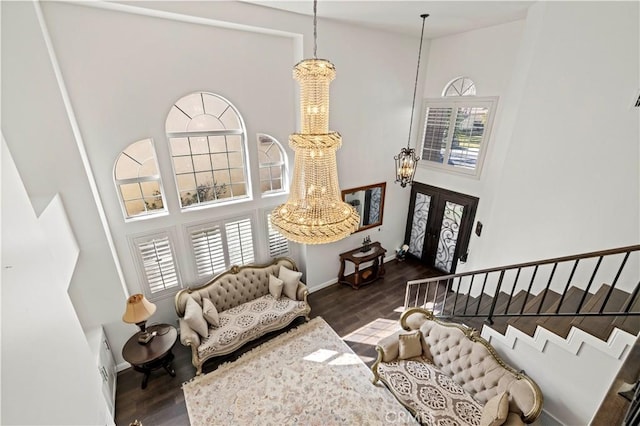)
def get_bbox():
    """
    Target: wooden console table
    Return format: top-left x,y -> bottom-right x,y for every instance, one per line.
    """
338,241 -> 387,289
